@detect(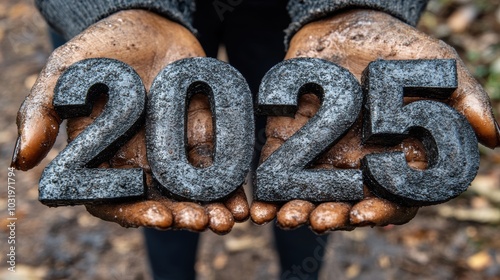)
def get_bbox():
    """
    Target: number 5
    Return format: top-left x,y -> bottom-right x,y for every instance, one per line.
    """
362,59 -> 480,206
